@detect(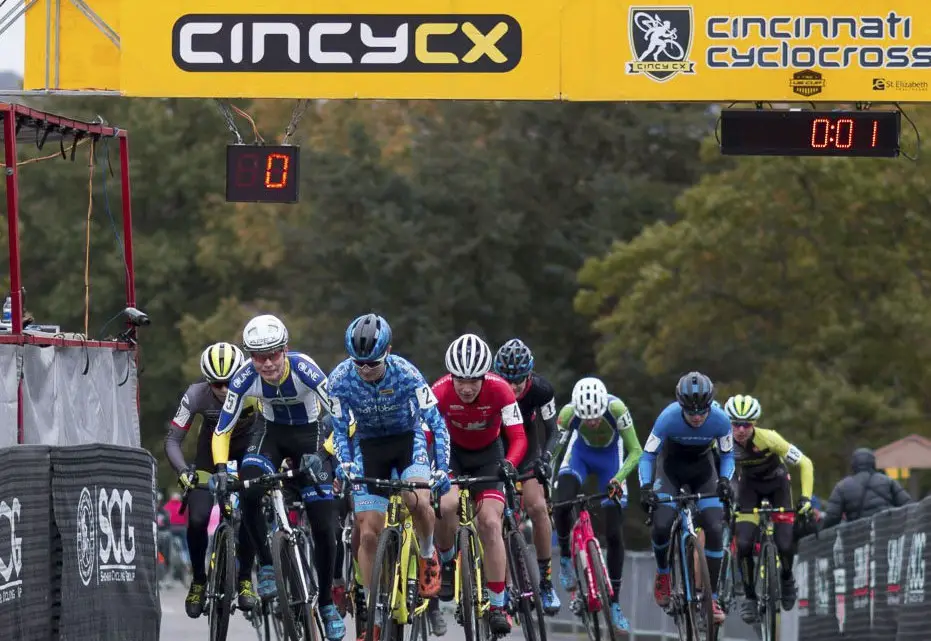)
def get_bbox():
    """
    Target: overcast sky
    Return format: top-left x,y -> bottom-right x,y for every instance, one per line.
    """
0,15 -> 25,76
